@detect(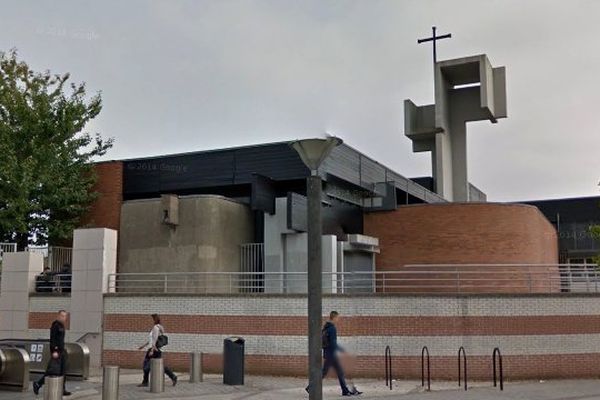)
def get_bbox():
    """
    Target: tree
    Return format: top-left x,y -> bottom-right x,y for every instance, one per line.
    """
591,225 -> 600,265
0,49 -> 113,250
